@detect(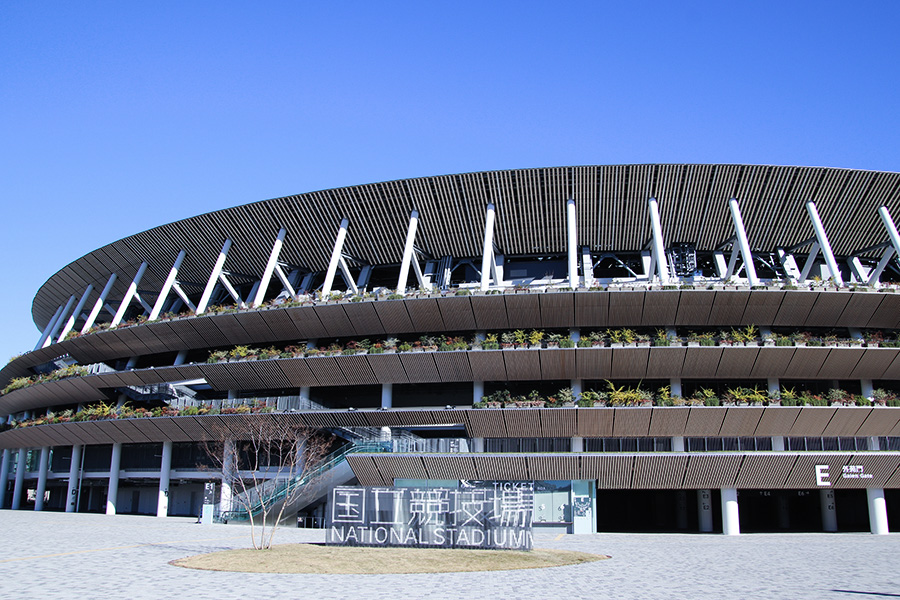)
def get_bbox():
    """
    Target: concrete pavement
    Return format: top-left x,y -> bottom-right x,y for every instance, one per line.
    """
0,510 -> 897,600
